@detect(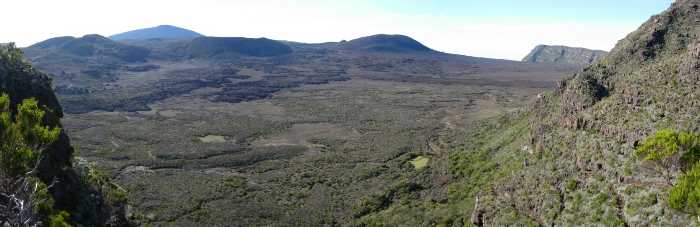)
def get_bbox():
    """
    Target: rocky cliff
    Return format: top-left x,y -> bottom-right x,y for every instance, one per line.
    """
523,45 -> 608,66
